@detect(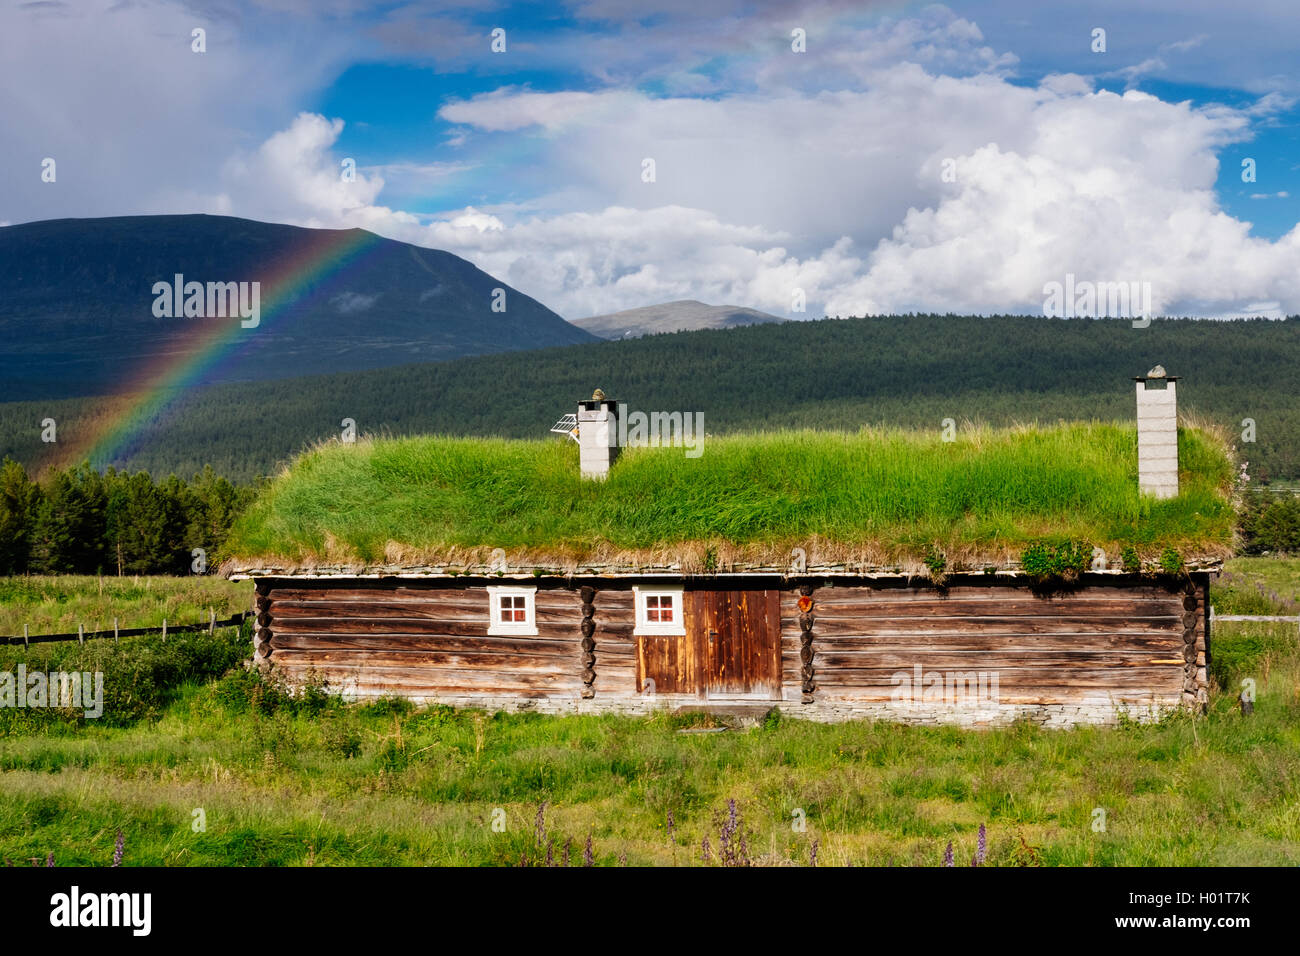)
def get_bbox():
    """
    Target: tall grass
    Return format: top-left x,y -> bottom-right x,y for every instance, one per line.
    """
0,613 -> 1295,866
0,575 -> 253,637
1,561 -> 1295,866
226,422 -> 1234,566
